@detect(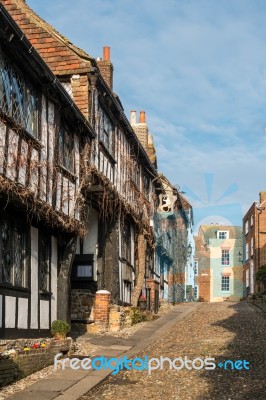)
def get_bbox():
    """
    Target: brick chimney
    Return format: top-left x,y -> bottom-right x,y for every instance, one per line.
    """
259,191 -> 266,205
96,46 -> 113,90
